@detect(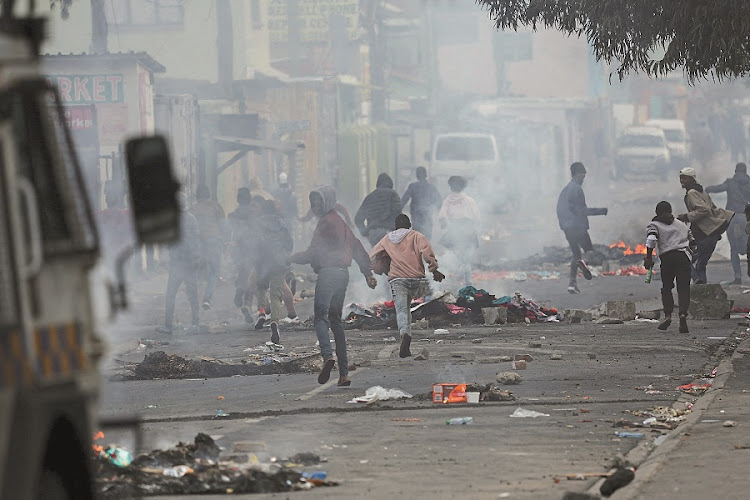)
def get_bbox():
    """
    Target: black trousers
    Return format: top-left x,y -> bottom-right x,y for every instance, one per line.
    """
564,229 -> 593,284
660,250 -> 692,316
